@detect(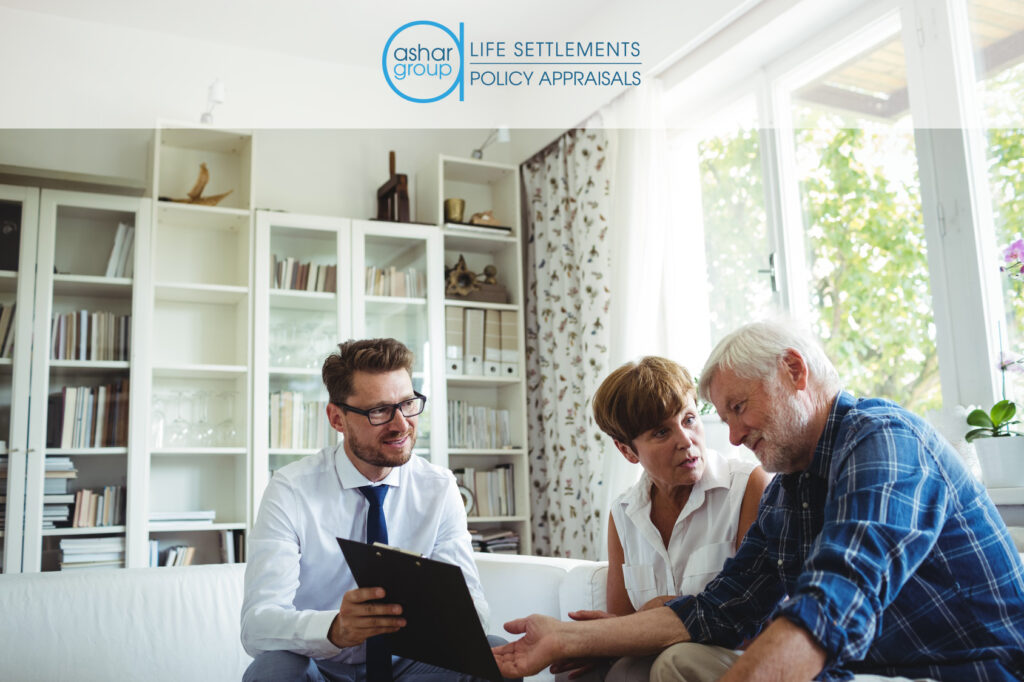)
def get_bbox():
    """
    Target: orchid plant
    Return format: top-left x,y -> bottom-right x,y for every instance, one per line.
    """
965,239 -> 1024,441
1002,238 -> 1024,281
